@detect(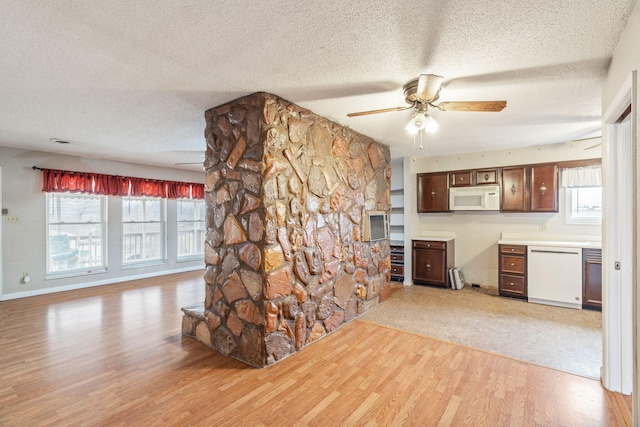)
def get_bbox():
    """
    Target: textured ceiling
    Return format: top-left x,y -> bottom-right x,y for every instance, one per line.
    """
0,0 -> 636,170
